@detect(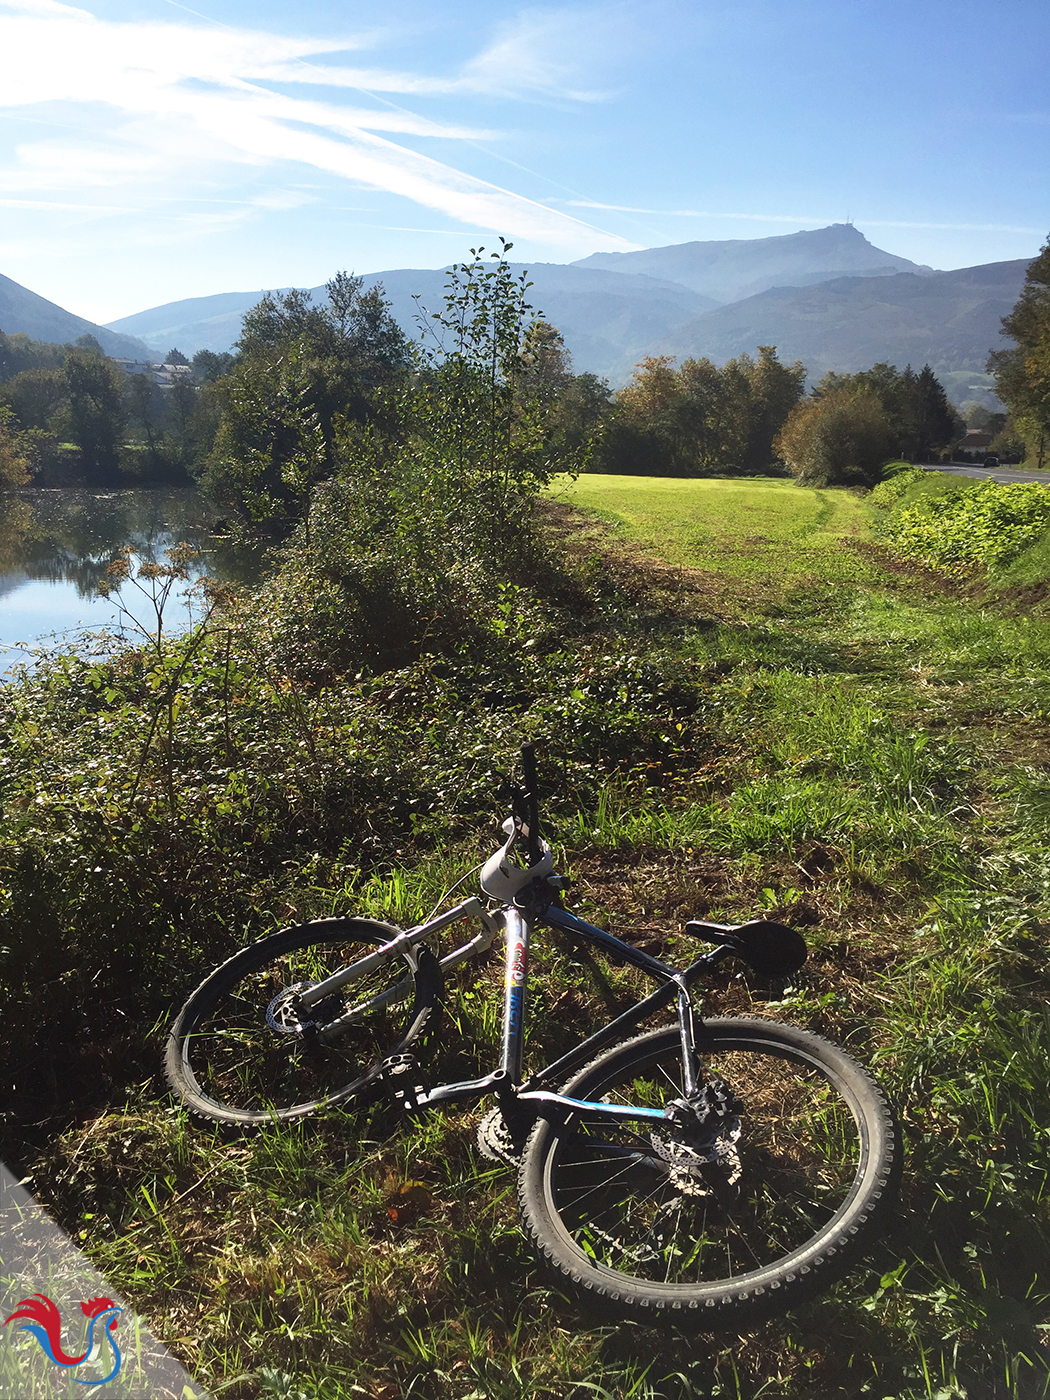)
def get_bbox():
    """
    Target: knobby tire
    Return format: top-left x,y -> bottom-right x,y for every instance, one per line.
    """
517,1018 -> 900,1324
164,917 -> 441,1127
